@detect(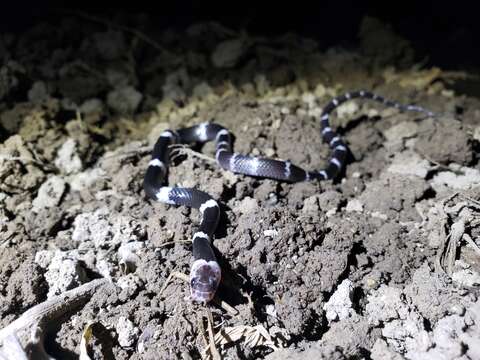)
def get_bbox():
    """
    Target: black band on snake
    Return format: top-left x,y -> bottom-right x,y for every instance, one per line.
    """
143,90 -> 435,303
